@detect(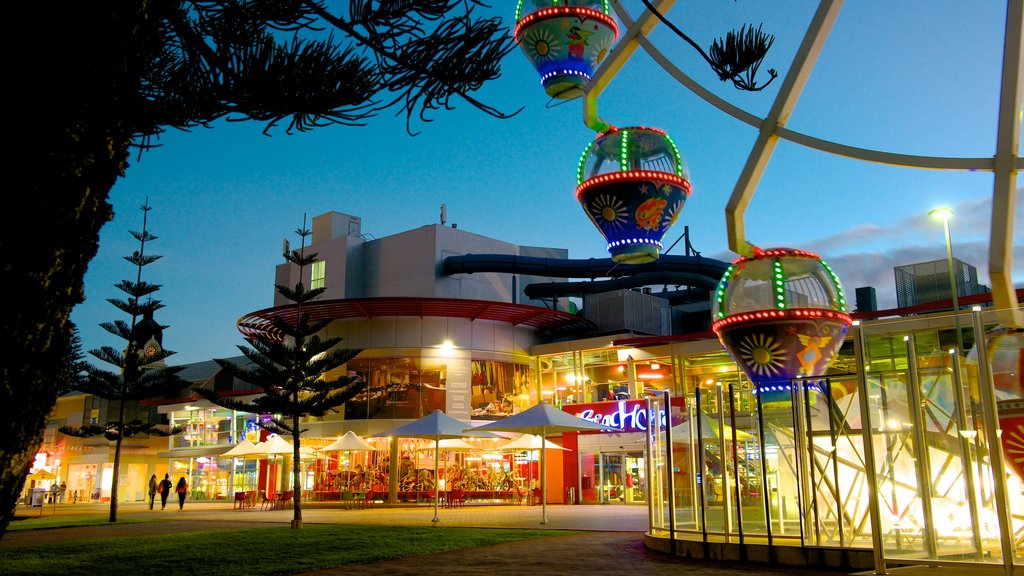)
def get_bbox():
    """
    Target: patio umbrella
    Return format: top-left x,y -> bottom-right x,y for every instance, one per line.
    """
247,435 -> 315,495
222,438 -> 261,458
222,439 -> 264,501
27,469 -> 57,482
319,431 -> 377,491
256,434 -> 317,458
468,402 -> 611,524
374,409 -> 500,523
499,434 -> 567,452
